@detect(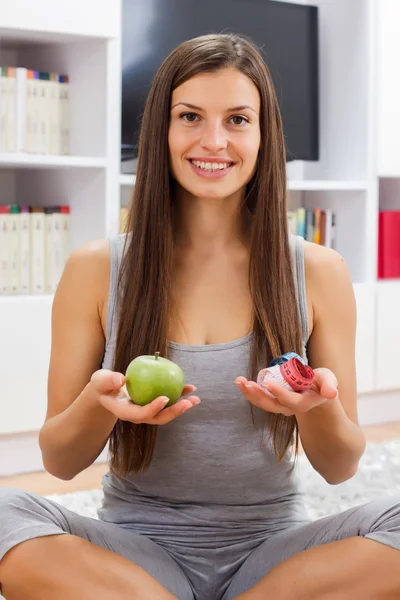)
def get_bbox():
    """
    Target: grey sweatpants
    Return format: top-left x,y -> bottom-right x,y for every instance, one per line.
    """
0,487 -> 399,600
